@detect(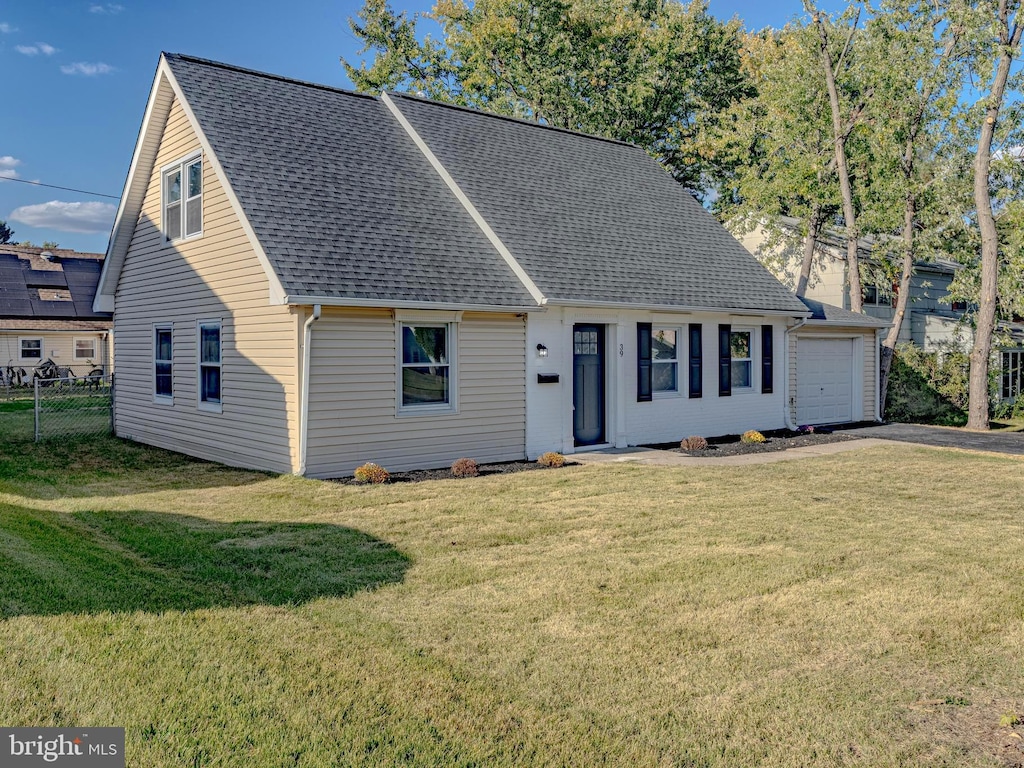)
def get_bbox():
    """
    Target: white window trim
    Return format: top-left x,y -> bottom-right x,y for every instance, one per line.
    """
395,320 -> 458,416
730,326 -> 755,393
153,323 -> 173,405
652,326 -> 682,398
1002,349 -> 1024,400
18,337 -> 43,363
161,151 -> 203,243
73,337 -> 97,362
197,319 -> 223,414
